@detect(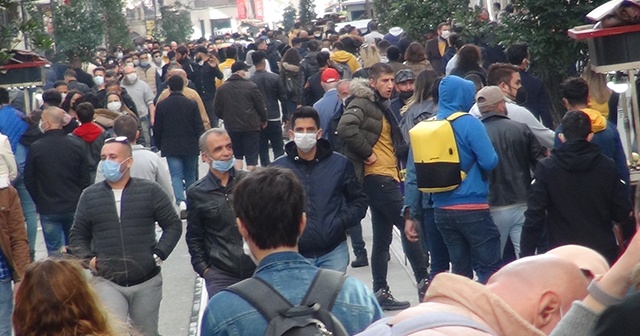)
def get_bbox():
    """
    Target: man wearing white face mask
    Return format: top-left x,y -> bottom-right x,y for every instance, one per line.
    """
70,136 -> 182,336
185,128 -> 256,297
271,107 -> 367,272
426,22 -> 451,76
121,65 -> 155,147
